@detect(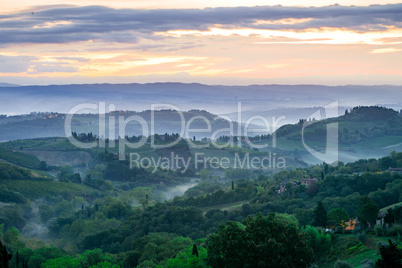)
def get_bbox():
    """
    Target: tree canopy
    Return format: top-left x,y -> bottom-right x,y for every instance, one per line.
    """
206,213 -> 313,268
